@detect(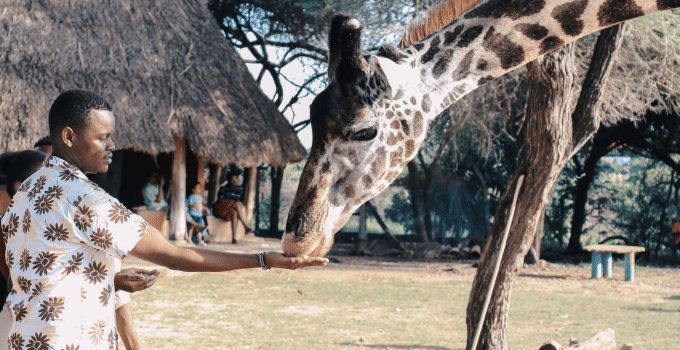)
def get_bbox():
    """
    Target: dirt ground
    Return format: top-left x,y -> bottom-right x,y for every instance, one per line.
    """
122,238 -> 680,350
